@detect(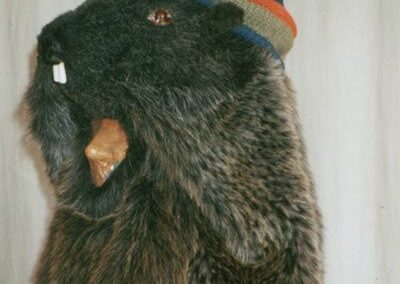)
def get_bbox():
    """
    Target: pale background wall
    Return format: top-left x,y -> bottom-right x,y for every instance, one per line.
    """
1,1 -> 399,283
